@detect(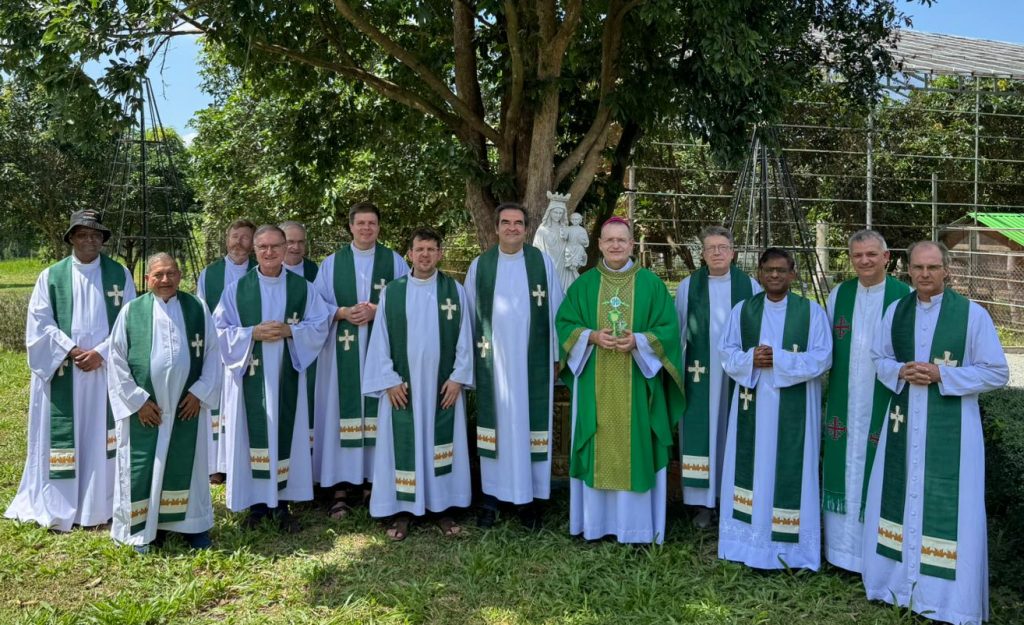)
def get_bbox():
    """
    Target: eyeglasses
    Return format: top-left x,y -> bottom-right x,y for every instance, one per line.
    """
704,244 -> 733,253
255,243 -> 286,253
759,267 -> 792,276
